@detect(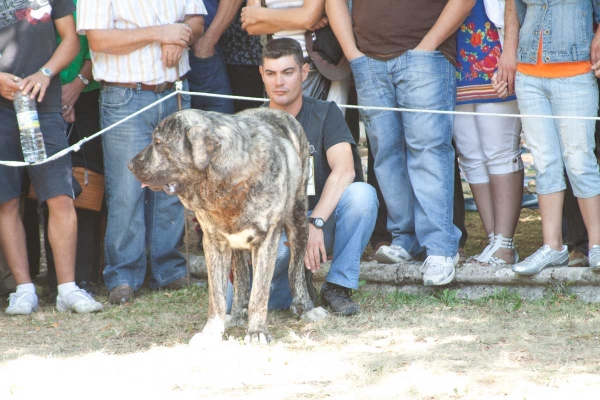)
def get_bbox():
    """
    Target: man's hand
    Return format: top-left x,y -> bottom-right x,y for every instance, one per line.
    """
159,23 -> 193,47
61,79 -> 85,117
20,71 -> 51,102
192,35 -> 216,58
0,73 -> 23,101
304,225 -> 327,273
496,51 -> 517,95
62,106 -> 76,123
309,16 -> 328,31
241,3 -> 262,30
161,44 -> 185,68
